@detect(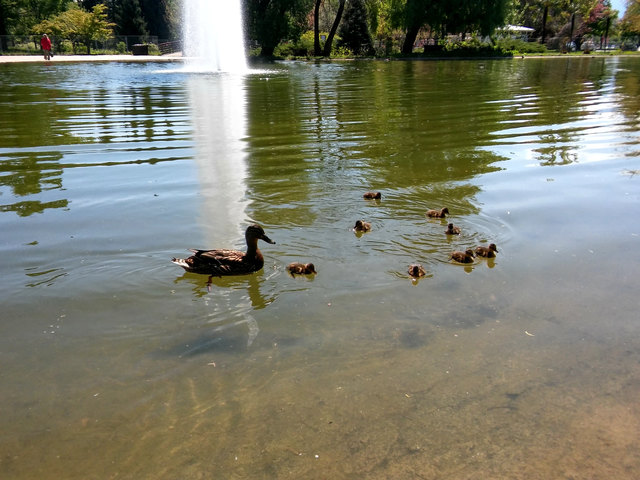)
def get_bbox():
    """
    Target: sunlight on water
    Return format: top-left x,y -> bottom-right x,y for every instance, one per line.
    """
0,58 -> 639,479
